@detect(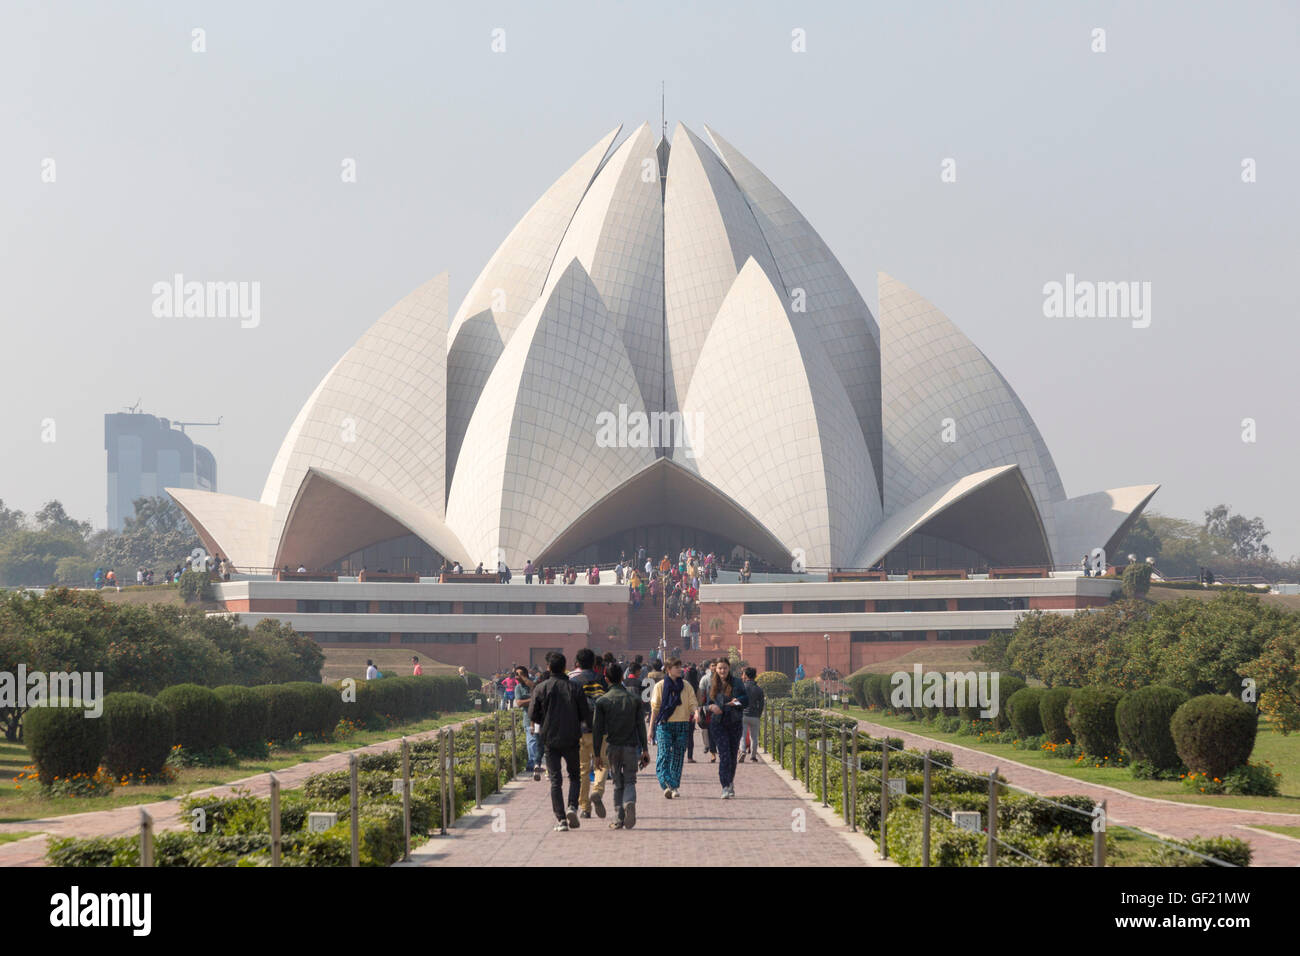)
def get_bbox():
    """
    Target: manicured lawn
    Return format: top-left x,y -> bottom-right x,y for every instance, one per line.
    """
0,831 -> 40,844
842,706 -> 1300,814
0,710 -> 479,823
1249,825 -> 1300,841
